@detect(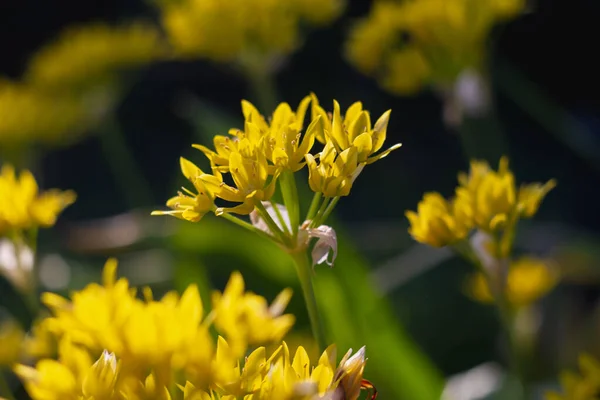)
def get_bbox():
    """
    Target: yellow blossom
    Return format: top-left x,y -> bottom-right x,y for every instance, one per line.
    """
158,0 -> 344,64
345,0 -> 526,95
311,96 -> 402,164
406,192 -> 472,247
0,165 -> 76,235
15,339 -> 116,400
546,354 -> 600,400
305,141 -> 362,198
151,157 -> 215,222
25,22 -> 164,92
0,320 -> 24,366
211,271 -> 295,357
0,80 -> 90,147
467,256 -> 558,308
454,157 -> 556,232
